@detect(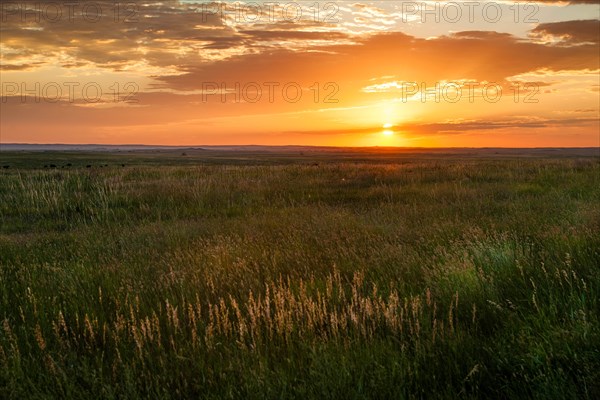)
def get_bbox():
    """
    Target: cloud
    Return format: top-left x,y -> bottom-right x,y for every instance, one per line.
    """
1,1 -> 227,70
523,0 -> 599,4
3,20 -> 598,129
531,20 -> 600,45
157,28 -> 599,94
286,117 -> 600,136
0,1 -> 351,71
398,118 -> 599,134
2,3 -> 598,145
